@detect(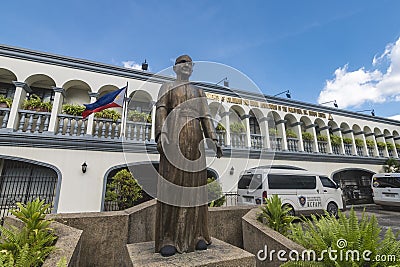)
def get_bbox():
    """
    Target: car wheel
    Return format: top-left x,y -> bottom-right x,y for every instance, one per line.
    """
283,204 -> 295,216
327,202 -> 338,217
